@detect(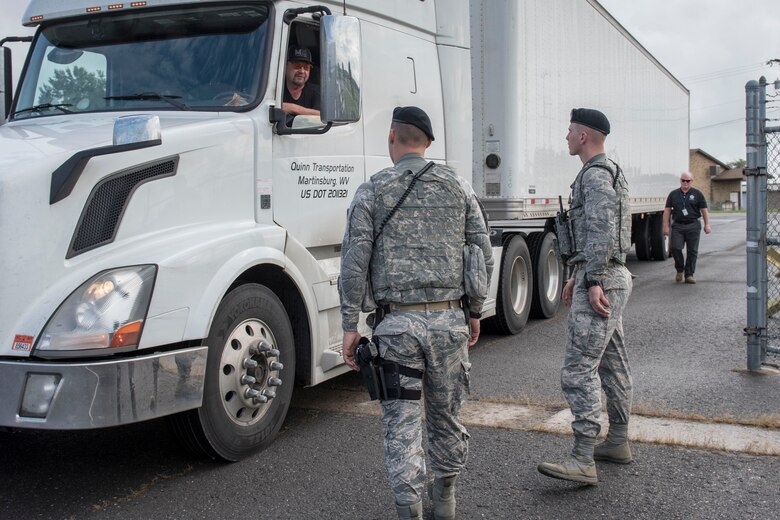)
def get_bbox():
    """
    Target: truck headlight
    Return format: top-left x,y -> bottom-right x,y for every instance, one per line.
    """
36,265 -> 157,353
